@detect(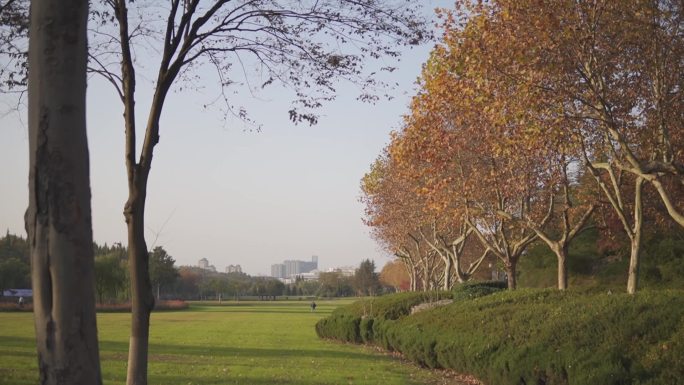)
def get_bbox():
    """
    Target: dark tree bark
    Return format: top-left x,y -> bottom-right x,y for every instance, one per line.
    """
26,0 -> 102,383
